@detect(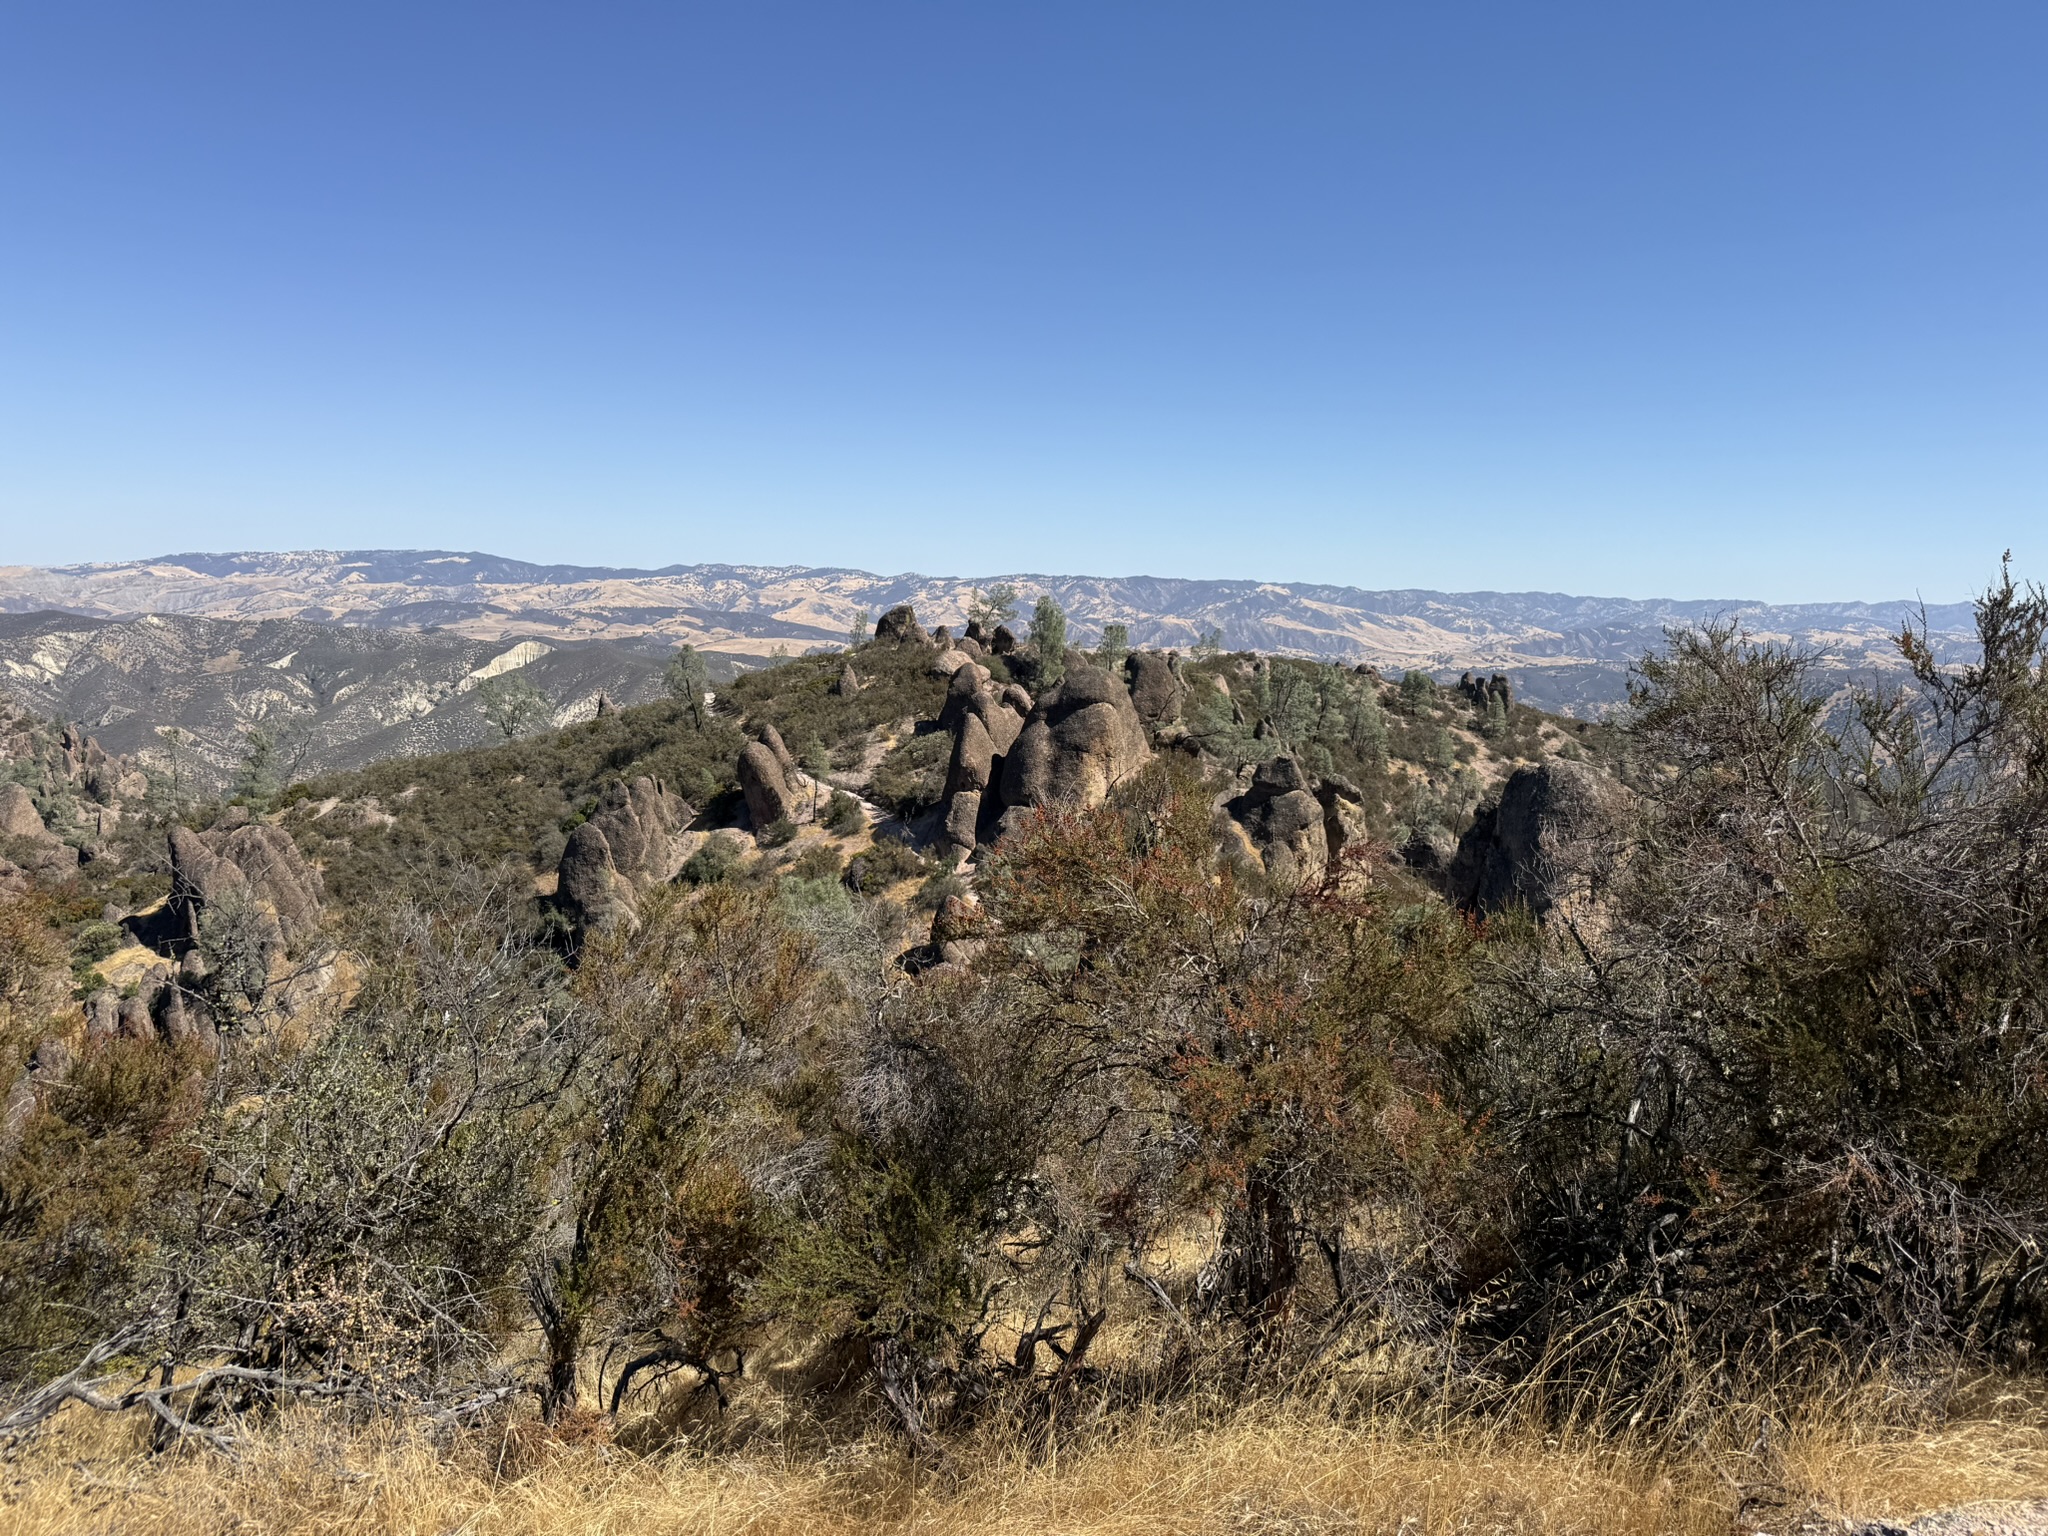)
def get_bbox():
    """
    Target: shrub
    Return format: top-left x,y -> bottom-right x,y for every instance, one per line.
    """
845,834 -> 925,892
680,837 -> 741,886
823,791 -> 867,836
789,842 -> 844,882
758,816 -> 799,848
868,731 -> 951,818
913,868 -> 966,912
